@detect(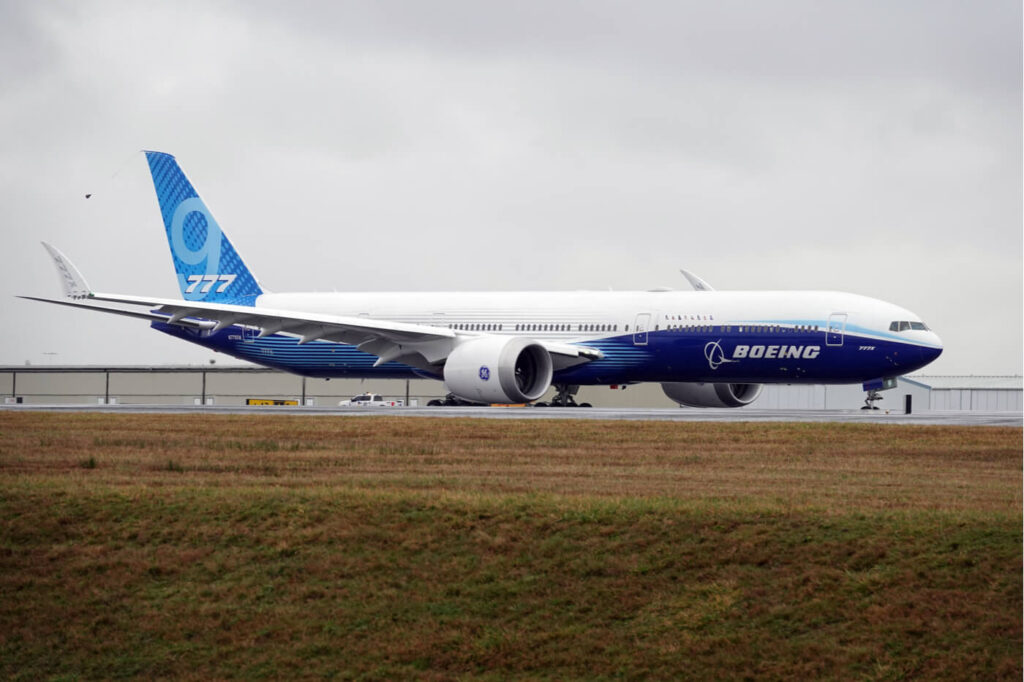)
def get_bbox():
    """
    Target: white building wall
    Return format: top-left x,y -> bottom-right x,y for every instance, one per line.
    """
3,368 -> 1021,412
758,380 -> 930,411
931,389 -> 1023,412
758,384 -> 826,410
